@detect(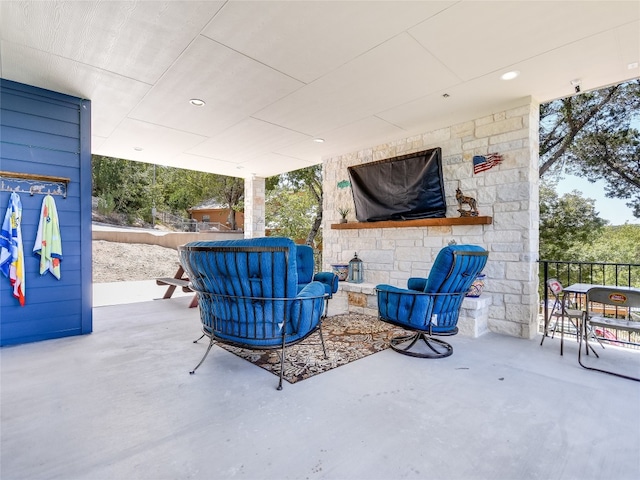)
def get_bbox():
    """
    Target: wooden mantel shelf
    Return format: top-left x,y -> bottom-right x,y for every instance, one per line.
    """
331,216 -> 492,229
